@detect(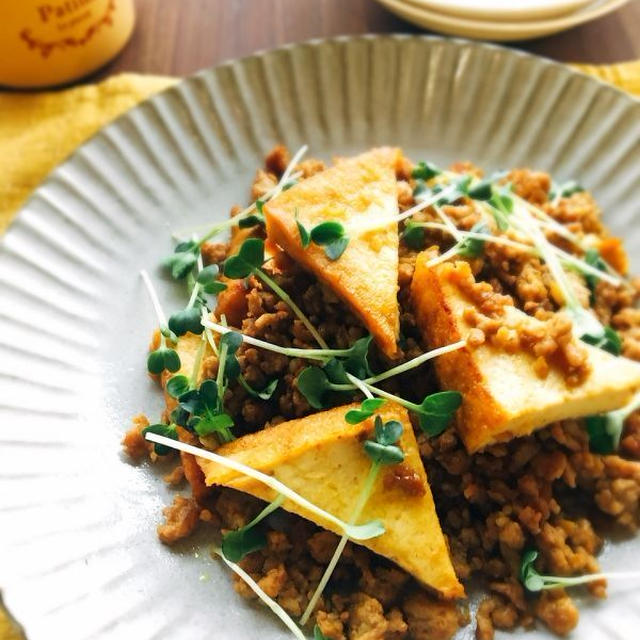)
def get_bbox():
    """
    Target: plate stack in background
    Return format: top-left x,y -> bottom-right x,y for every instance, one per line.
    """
373,0 -> 631,40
